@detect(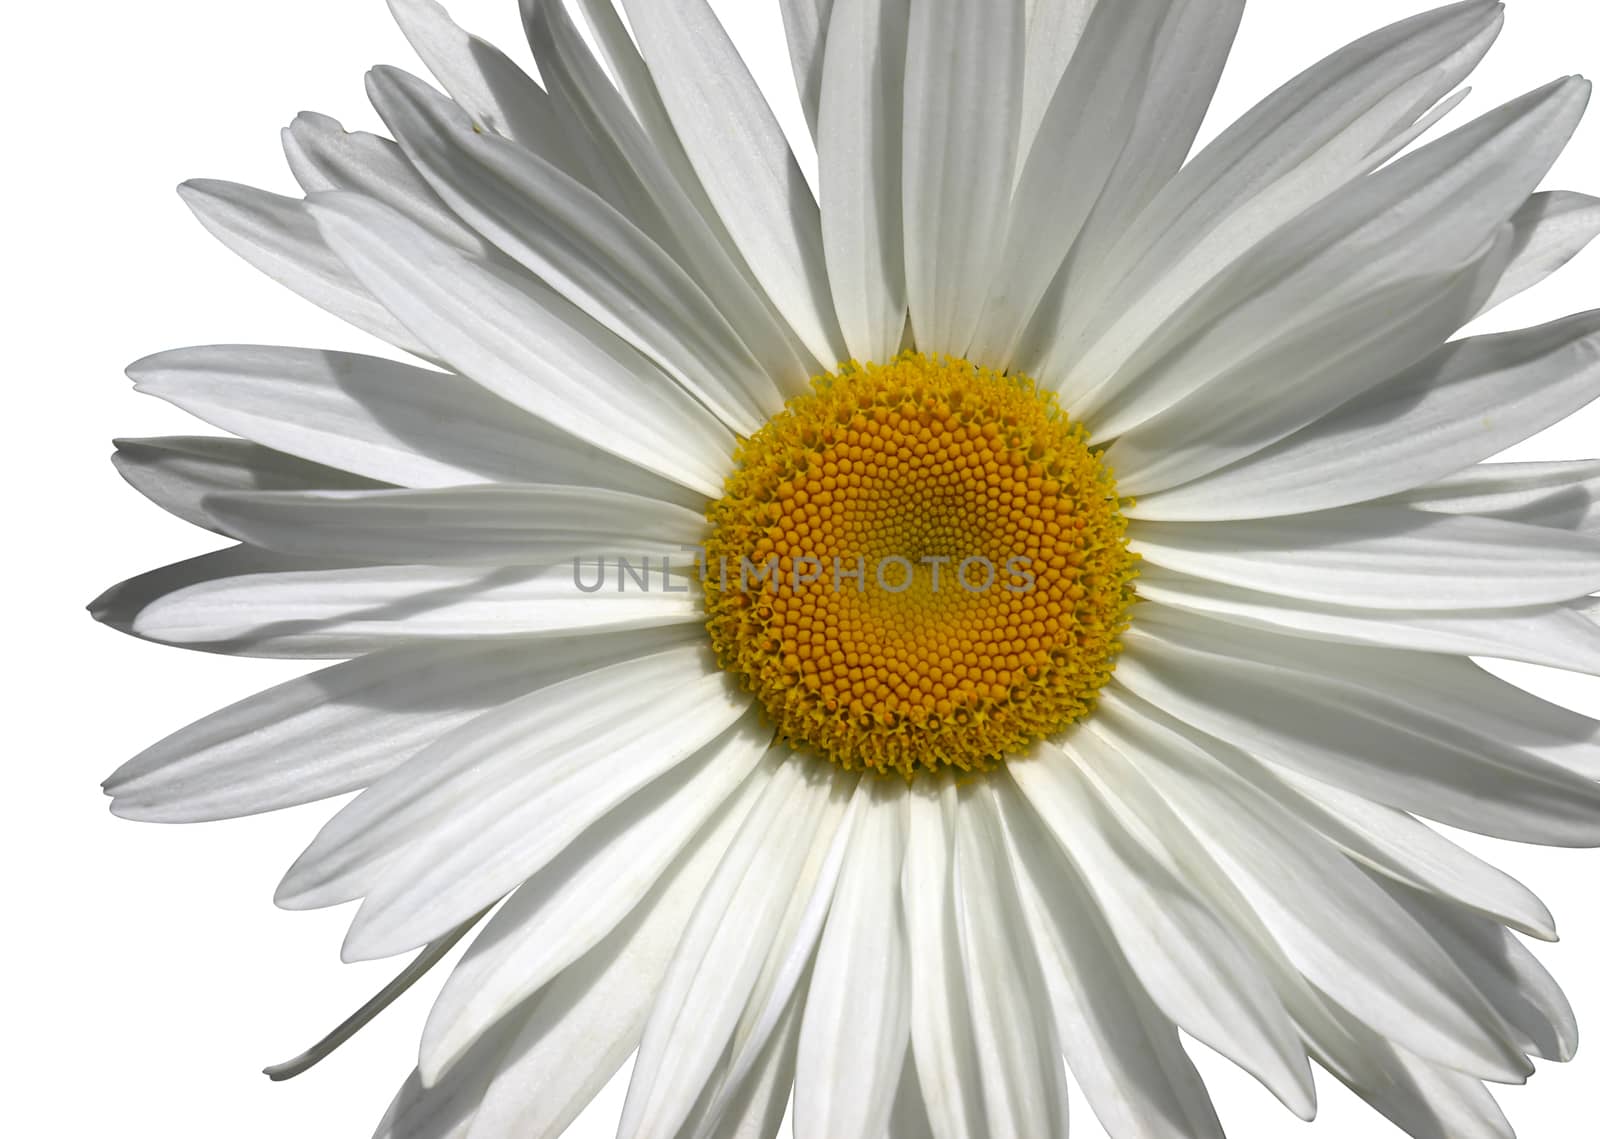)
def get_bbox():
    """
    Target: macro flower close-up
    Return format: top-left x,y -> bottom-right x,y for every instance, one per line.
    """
57,0 -> 1600,1135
